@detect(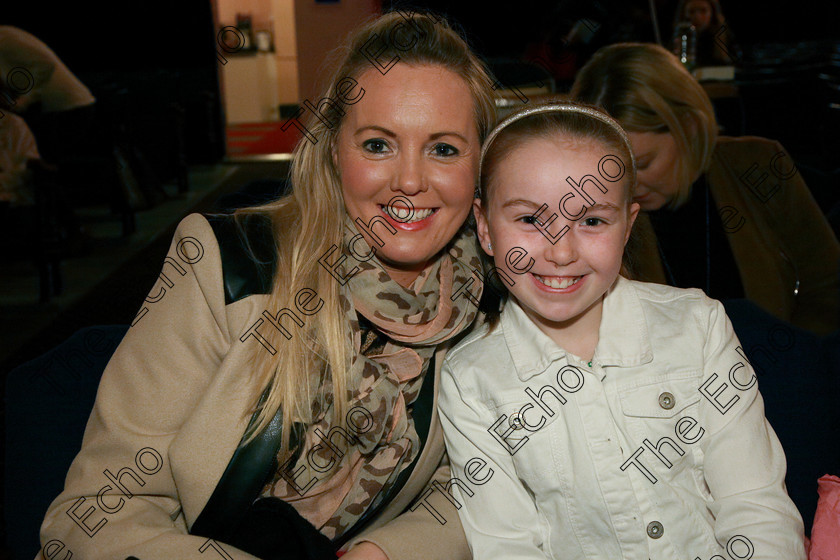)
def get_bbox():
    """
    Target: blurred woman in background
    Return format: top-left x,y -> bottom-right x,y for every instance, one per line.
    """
672,0 -> 738,65
572,42 -> 839,336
